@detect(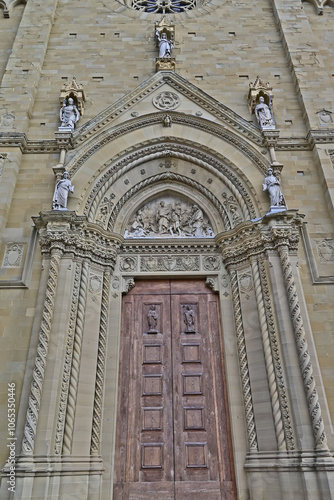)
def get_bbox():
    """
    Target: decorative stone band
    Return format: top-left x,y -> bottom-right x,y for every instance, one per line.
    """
230,270 -> 258,452
258,258 -> 295,450
63,260 -> 90,455
277,244 -> 329,452
250,257 -> 286,451
54,261 -> 82,455
91,270 -> 111,455
22,249 -> 62,454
